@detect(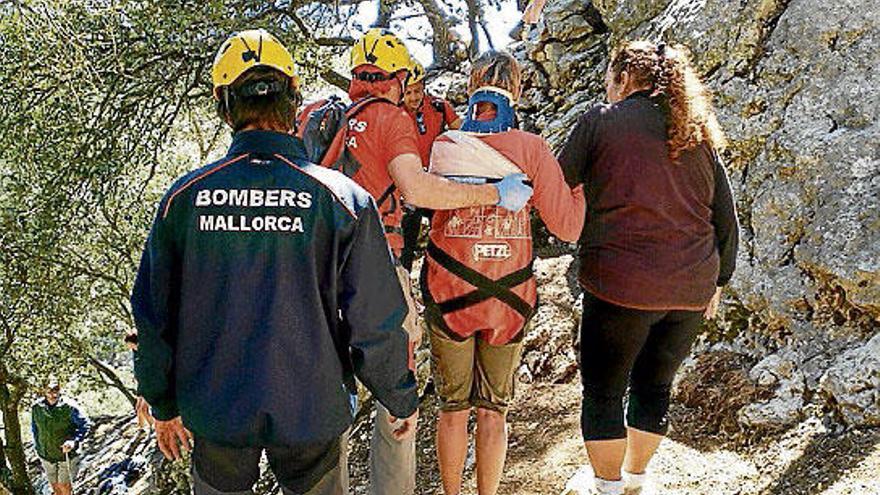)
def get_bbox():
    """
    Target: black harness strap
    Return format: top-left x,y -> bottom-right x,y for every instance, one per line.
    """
438,263 -> 533,315
330,96 -> 385,177
426,243 -> 535,319
376,183 -> 397,209
431,99 -> 449,133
